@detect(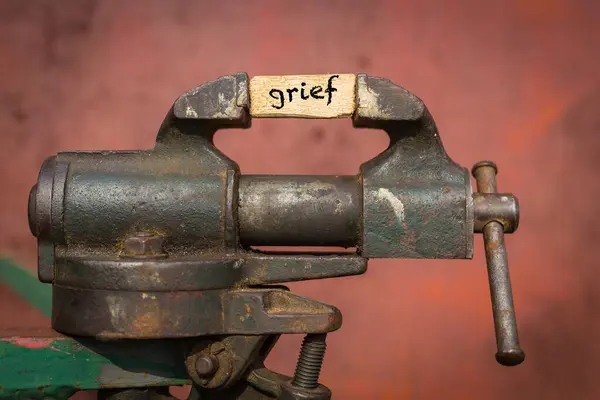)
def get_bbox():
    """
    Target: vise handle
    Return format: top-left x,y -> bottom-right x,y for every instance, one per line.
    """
472,161 -> 525,366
